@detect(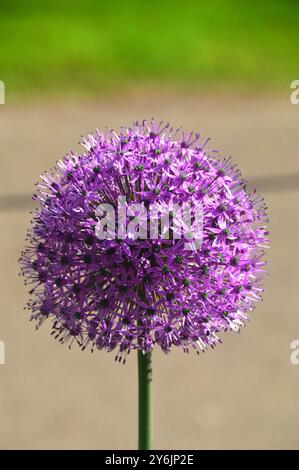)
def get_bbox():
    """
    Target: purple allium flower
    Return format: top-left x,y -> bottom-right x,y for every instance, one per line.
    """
20,120 -> 269,362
